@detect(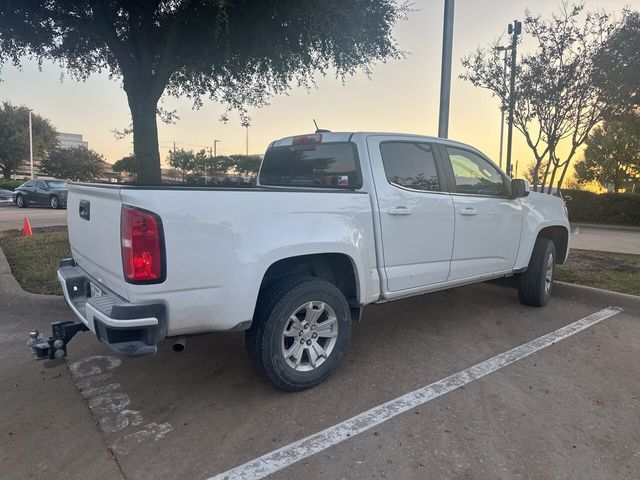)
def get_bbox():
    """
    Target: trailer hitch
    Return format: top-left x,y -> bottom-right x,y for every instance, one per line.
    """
28,321 -> 89,360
